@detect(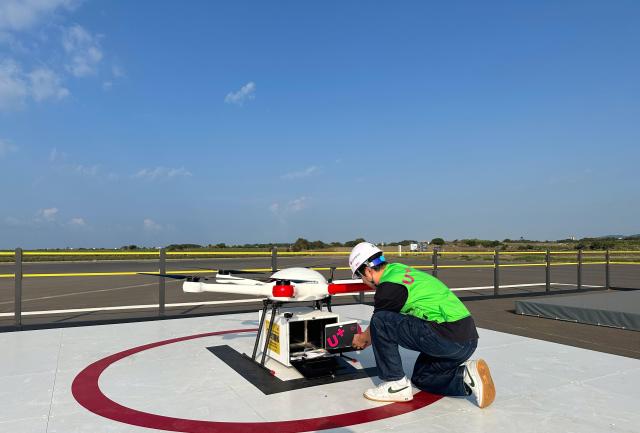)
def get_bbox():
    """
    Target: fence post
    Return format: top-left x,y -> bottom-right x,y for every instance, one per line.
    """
14,247 -> 22,328
432,248 -> 438,278
159,248 -> 166,316
493,250 -> 500,296
271,246 -> 278,272
577,248 -> 582,290
605,249 -> 610,290
545,249 -> 551,293
398,245 -> 402,257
